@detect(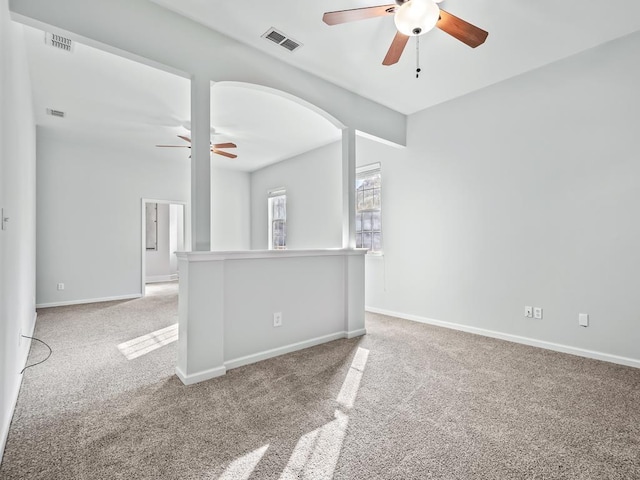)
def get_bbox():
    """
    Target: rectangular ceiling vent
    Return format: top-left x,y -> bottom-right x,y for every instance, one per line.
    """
46,108 -> 65,118
45,32 -> 74,52
262,28 -> 302,53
